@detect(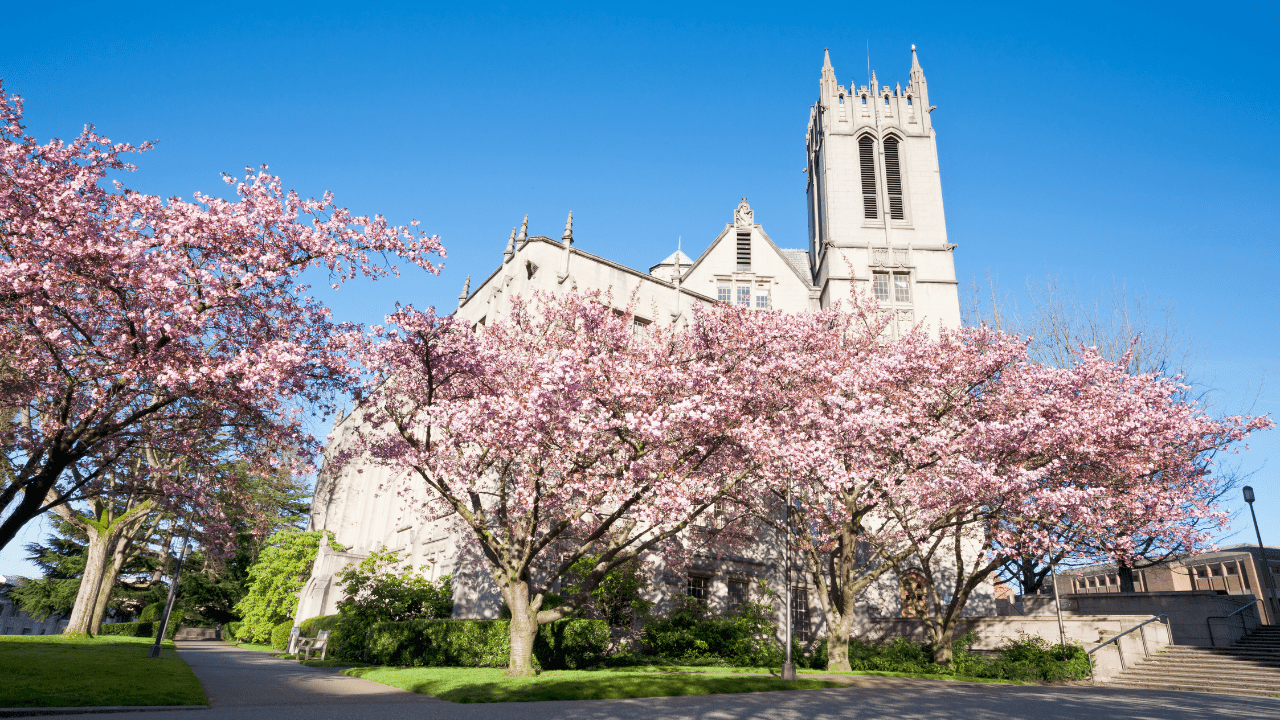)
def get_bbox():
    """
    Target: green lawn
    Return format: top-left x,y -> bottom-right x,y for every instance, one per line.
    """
233,642 -> 275,652
0,635 -> 207,708
797,668 -> 1026,684
343,666 -> 842,703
